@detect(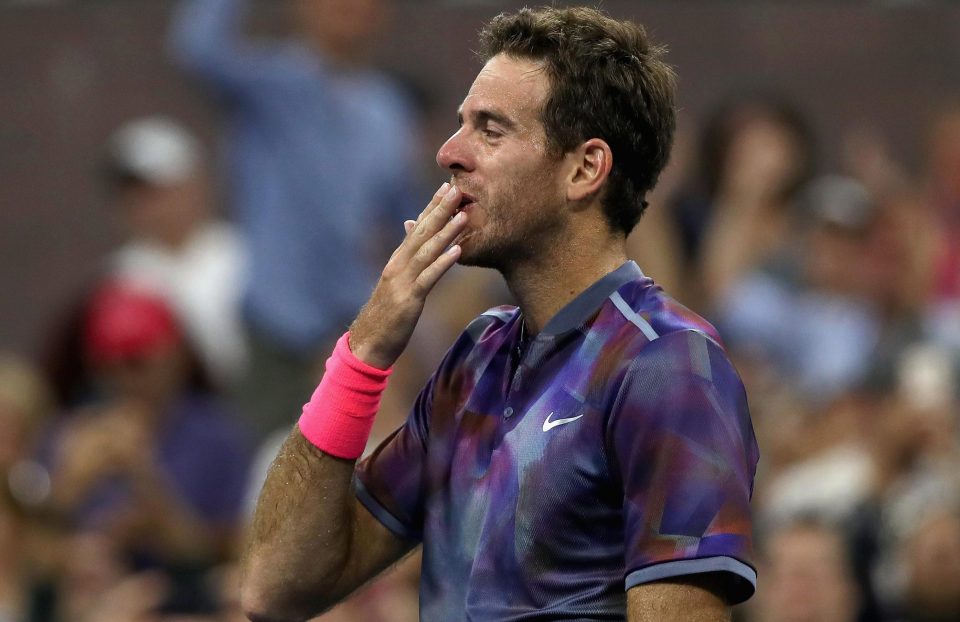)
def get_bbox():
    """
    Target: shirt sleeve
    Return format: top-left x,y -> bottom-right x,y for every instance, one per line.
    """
354,373 -> 434,542
168,0 -> 314,96
608,329 -> 760,604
